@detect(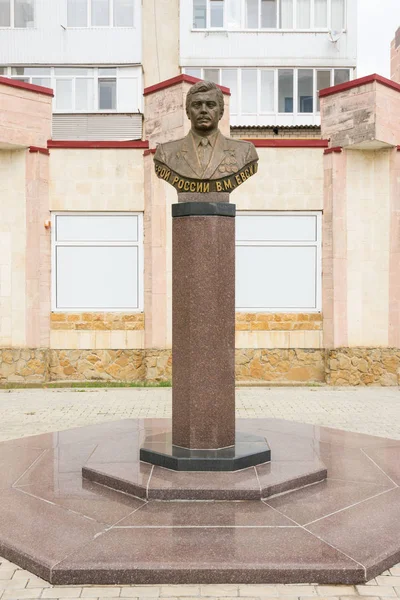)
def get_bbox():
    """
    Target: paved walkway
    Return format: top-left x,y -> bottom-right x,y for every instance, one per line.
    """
0,385 -> 399,599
